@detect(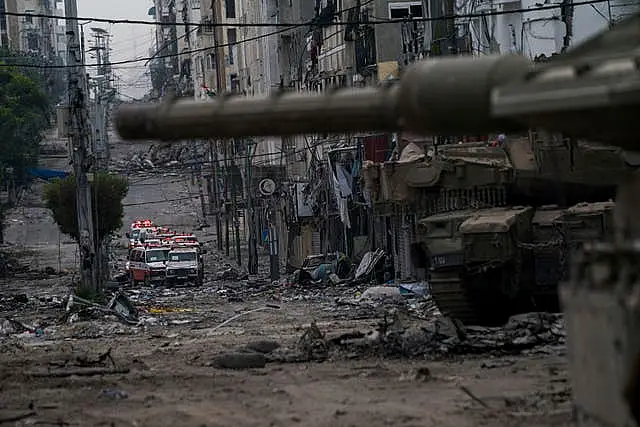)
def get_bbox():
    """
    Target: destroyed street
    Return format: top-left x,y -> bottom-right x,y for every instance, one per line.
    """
0,135 -> 575,426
